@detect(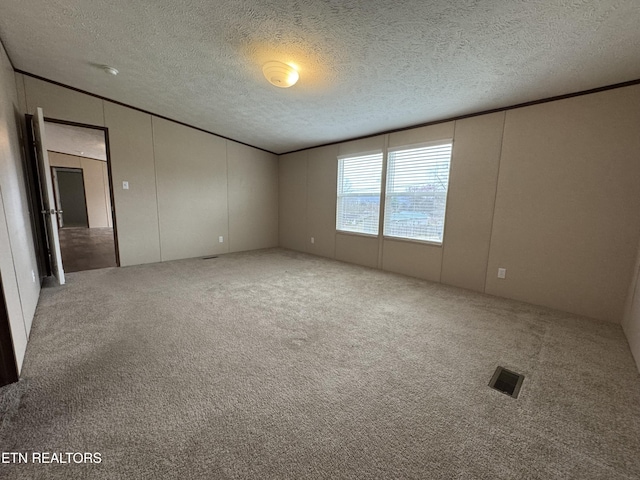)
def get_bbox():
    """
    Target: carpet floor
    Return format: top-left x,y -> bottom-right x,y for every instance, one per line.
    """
1,248 -> 639,479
